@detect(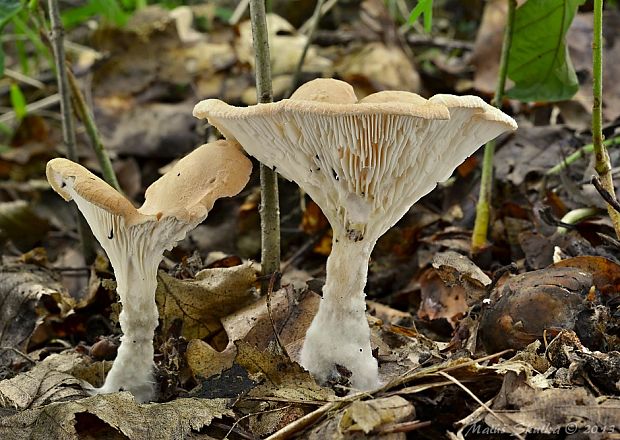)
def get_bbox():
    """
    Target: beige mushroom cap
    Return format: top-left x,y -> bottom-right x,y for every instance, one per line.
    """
140,140 -> 252,223
47,140 -> 252,228
193,78 -> 517,242
47,158 -> 144,226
